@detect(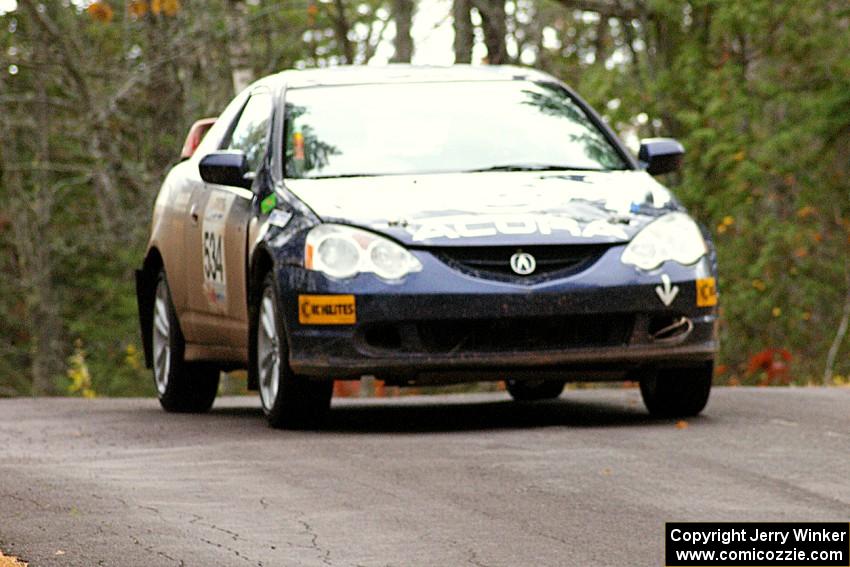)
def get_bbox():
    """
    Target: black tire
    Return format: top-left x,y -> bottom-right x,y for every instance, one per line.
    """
151,271 -> 219,413
252,273 -> 332,429
640,362 -> 713,418
506,379 -> 565,401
